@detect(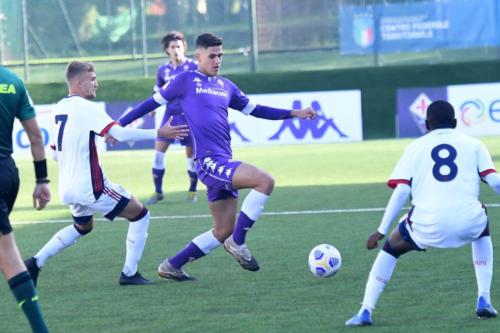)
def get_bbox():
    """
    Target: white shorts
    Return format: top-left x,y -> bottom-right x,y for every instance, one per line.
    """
404,210 -> 488,249
70,179 -> 131,224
